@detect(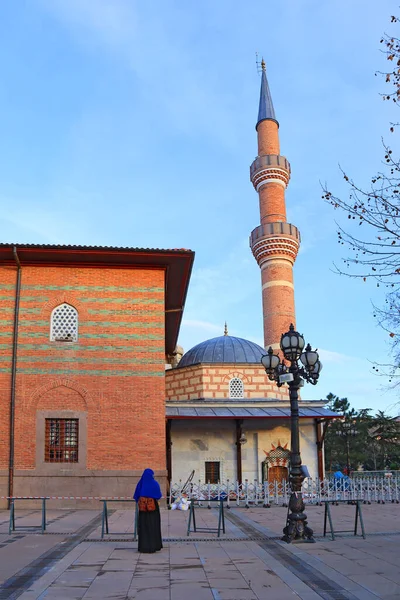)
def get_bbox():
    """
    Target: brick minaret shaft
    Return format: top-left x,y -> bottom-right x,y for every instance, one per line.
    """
250,60 -> 300,351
